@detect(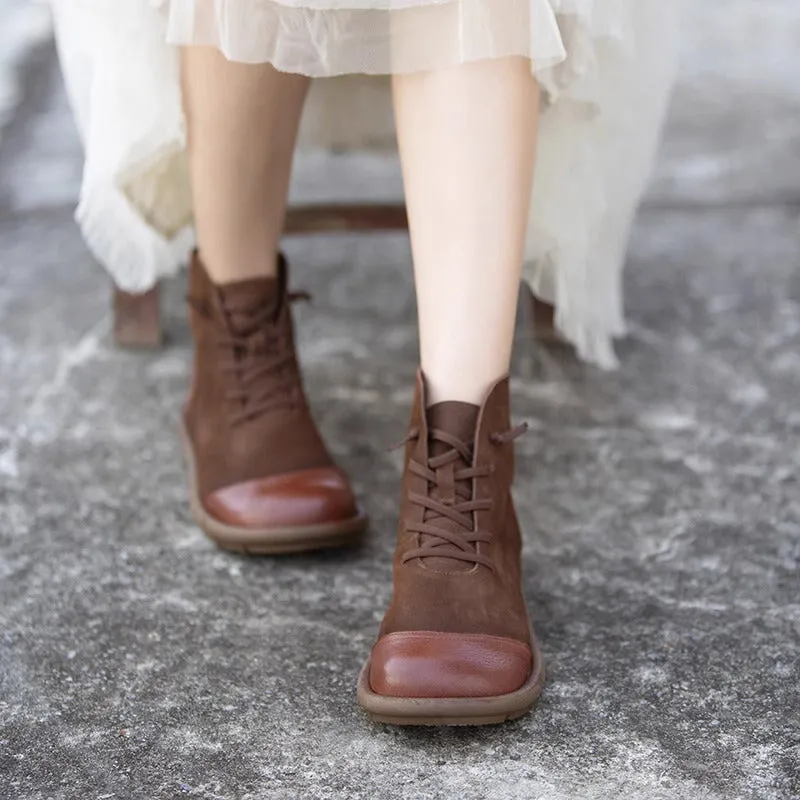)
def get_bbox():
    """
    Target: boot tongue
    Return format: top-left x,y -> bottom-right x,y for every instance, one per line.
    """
216,276 -> 281,335
427,402 -> 479,457
422,401 -> 480,572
